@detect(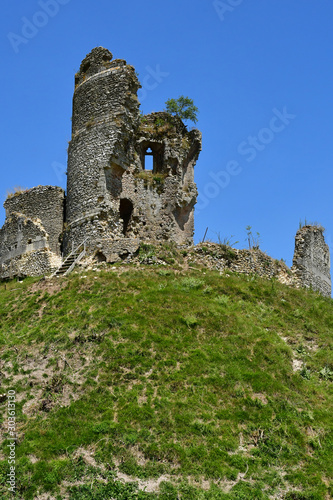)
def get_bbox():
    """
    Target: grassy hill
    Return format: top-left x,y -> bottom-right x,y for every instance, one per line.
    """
0,247 -> 332,499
